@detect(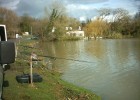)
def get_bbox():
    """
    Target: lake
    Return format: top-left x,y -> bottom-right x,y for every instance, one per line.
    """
40,39 -> 140,100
